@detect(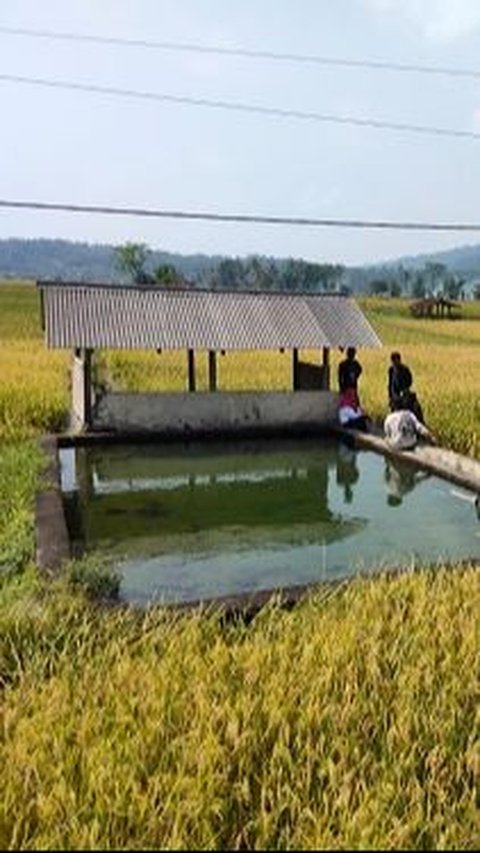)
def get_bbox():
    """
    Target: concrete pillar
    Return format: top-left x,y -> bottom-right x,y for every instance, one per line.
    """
72,347 -> 93,430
